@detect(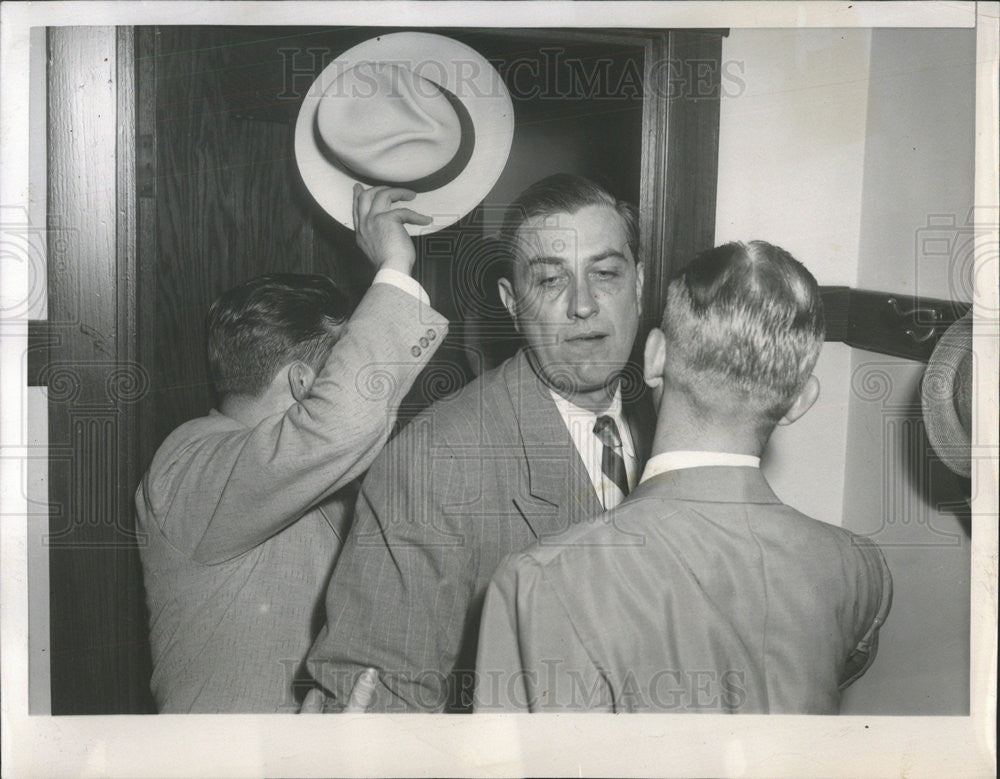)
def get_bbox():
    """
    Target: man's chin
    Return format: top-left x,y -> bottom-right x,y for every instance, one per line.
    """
526,349 -> 623,396
546,371 -> 620,401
